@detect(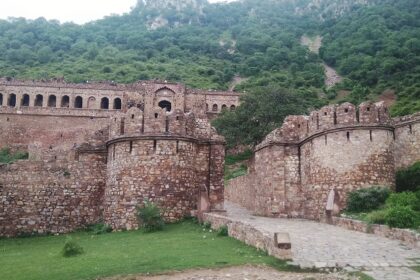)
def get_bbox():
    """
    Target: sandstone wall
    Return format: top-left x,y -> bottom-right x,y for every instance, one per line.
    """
0,152 -> 106,236
393,113 -> 420,169
300,128 -> 395,219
